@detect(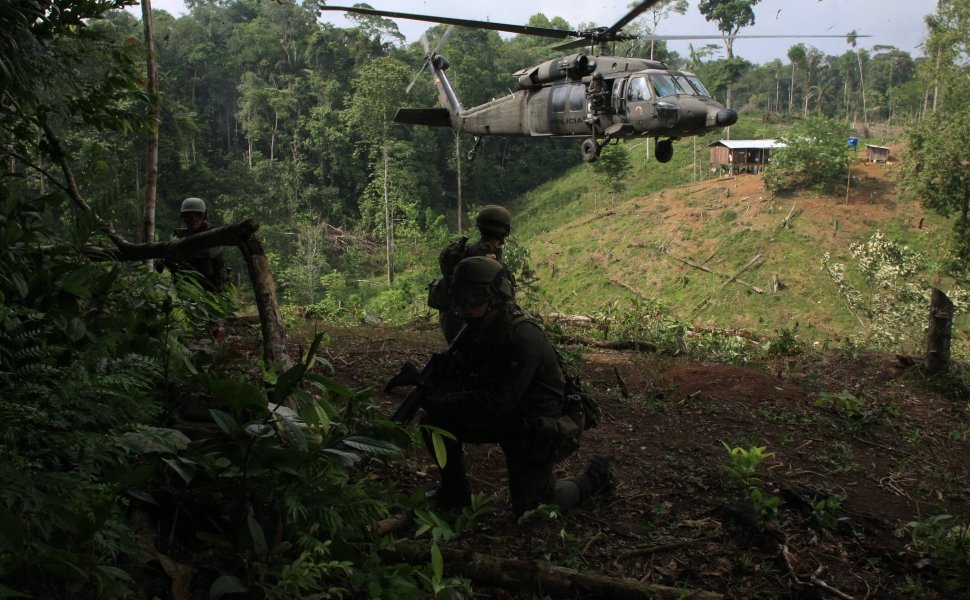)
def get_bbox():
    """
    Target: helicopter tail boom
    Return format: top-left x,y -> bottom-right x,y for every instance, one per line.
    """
394,108 -> 452,128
